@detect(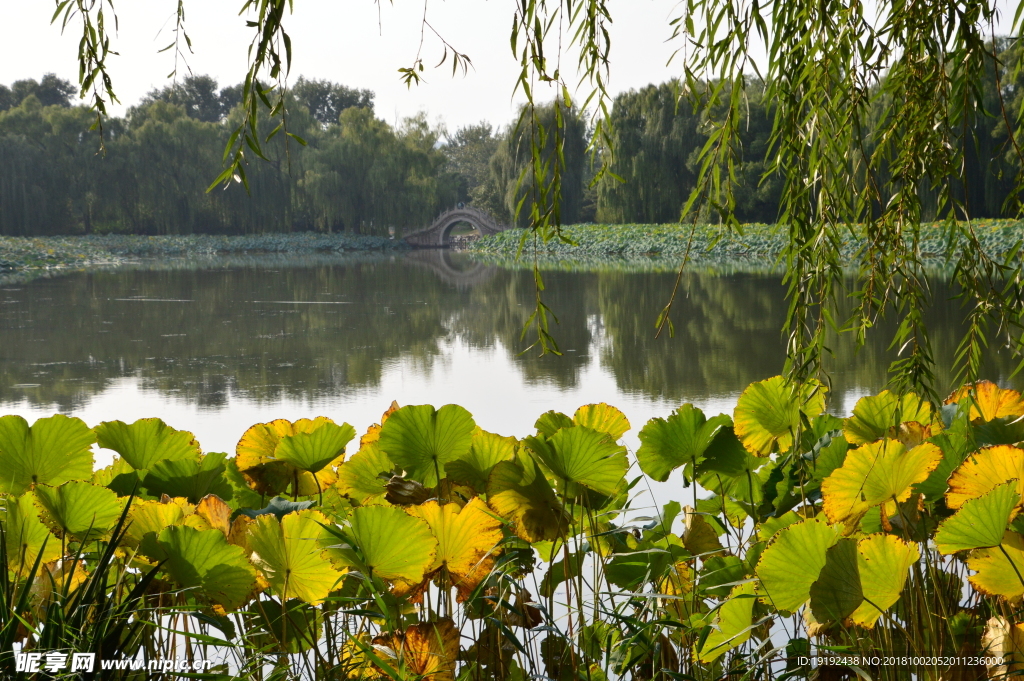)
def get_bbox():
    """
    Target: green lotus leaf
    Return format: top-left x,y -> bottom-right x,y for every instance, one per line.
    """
637,405 -> 732,482
0,414 -> 95,496
335,442 -> 393,504
157,525 -> 257,611
34,481 -> 125,543
94,418 -> 200,471
843,390 -> 936,445
444,428 -> 516,493
247,509 -> 344,605
274,421 -> 356,474
4,492 -> 61,572
696,581 -> 757,663
487,455 -> 570,543
249,598 -> 323,654
852,534 -> 919,627
699,555 -> 747,598
733,377 -> 826,456
535,411 -> 573,438
343,504 -> 438,584
525,426 -> 627,497
809,538 -> 862,623
142,452 -> 235,504
604,549 -> 673,590
936,481 -> 1020,554
236,417 -> 343,497
573,403 -> 630,440
377,404 -> 476,487
755,517 -> 840,612
967,532 -> 1024,602
123,497 -> 191,561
